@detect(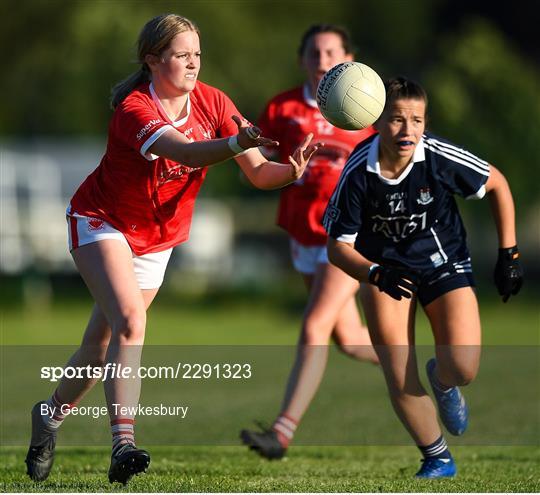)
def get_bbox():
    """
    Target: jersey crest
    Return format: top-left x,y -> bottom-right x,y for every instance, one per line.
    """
417,187 -> 434,205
